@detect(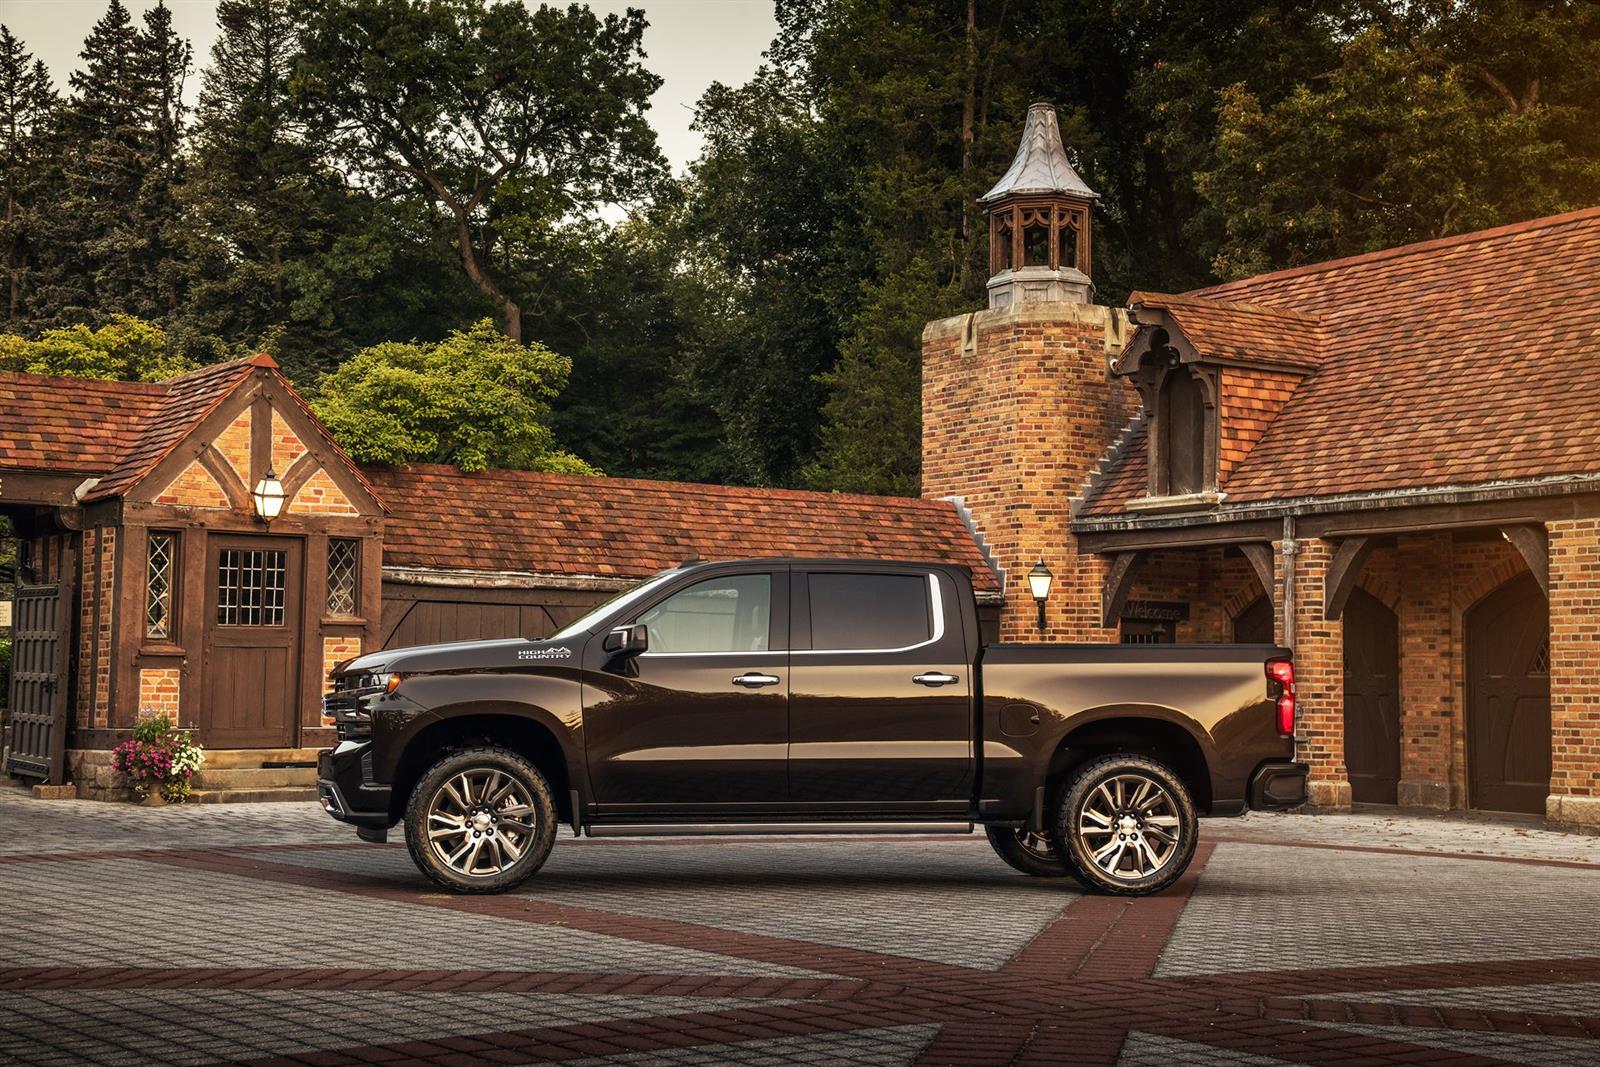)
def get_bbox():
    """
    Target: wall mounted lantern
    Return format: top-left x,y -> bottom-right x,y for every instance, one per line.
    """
1027,558 -> 1053,631
252,467 -> 286,522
